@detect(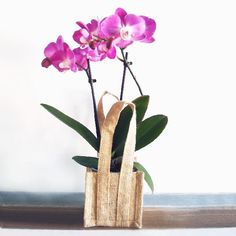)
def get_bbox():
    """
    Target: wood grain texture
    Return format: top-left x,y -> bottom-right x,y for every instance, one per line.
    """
1,206 -> 236,229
